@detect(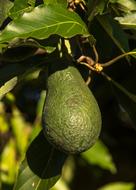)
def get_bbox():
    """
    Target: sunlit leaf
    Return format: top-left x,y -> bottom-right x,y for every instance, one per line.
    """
36,90 -> 46,118
115,12 -> 136,29
96,15 -> 129,53
0,77 -> 17,100
81,140 -> 117,174
0,0 -> 13,26
13,159 -> 60,190
1,139 -> 18,184
44,0 -> 68,7
0,102 -> 8,132
61,156 -> 75,185
29,91 -> 46,143
28,0 -> 36,6
14,131 -> 67,190
109,0 -> 136,13
11,107 -> 32,155
98,182 -> 135,190
131,48 -> 136,59
51,178 -> 70,190
0,102 -> 9,132
0,4 -> 89,44
9,0 -> 33,19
